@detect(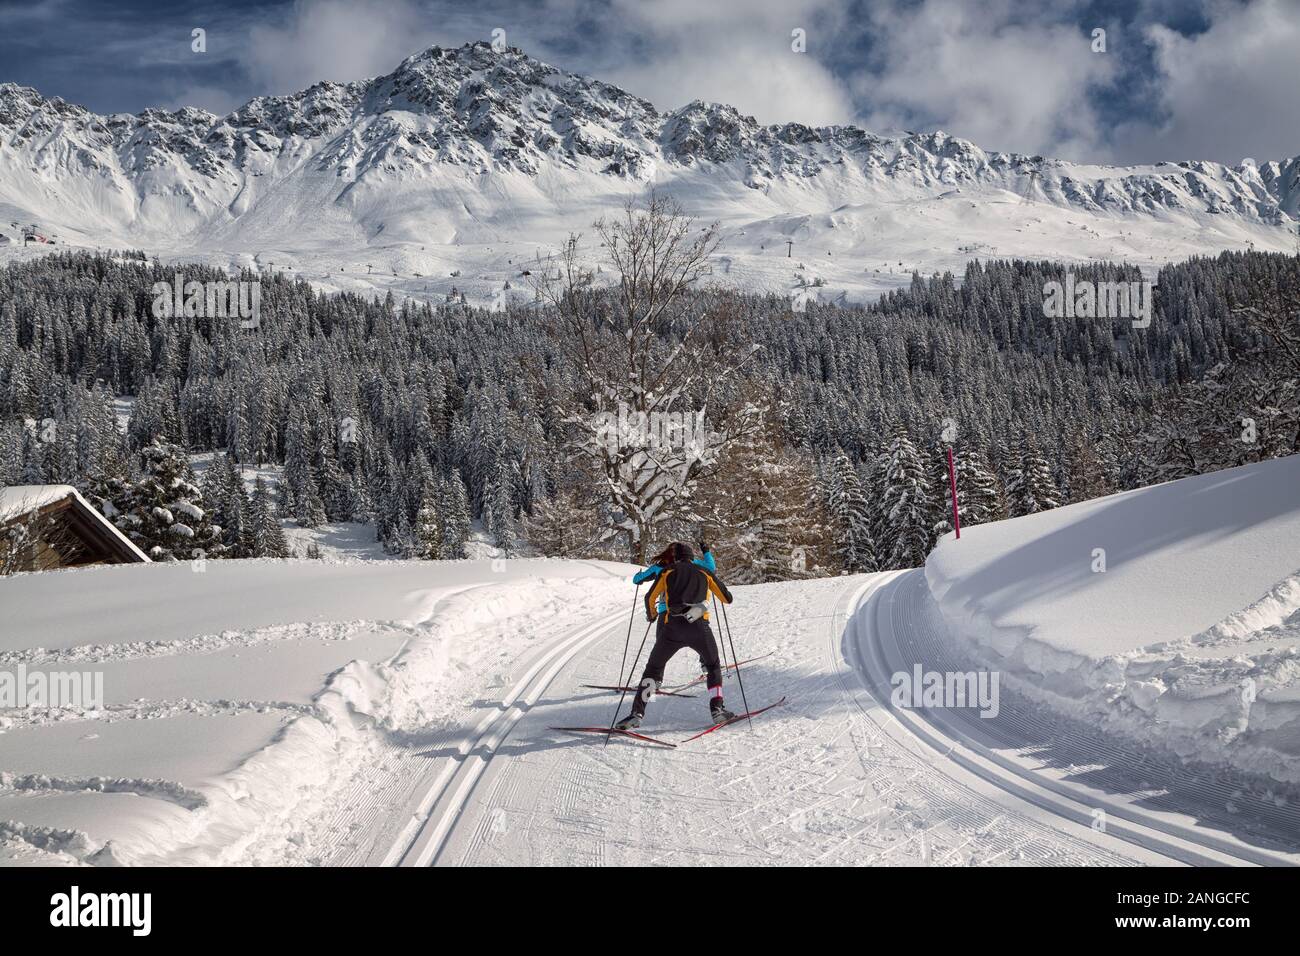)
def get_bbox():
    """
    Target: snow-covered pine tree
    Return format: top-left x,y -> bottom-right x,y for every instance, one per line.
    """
880,426 -> 932,568
957,448 -> 1005,527
391,507 -> 414,558
482,460 -> 516,557
203,453 -> 250,556
109,439 -> 224,561
824,450 -> 878,573
377,471 -> 405,551
298,482 -> 327,529
998,437 -> 1023,512
860,446 -> 890,551
126,378 -> 180,451
412,488 -> 444,559
75,384 -> 129,488
751,446 -> 832,582
1006,438 -> 1062,516
18,428 -> 43,483
1064,427 -> 1112,503
225,386 -> 250,463
924,436 -> 955,548
523,490 -> 580,557
280,402 -> 316,520
5,247 -> 1297,579
441,469 -> 472,558
690,417 -> 833,582
314,431 -> 353,522
249,476 -> 289,558
933,446 -> 1005,536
